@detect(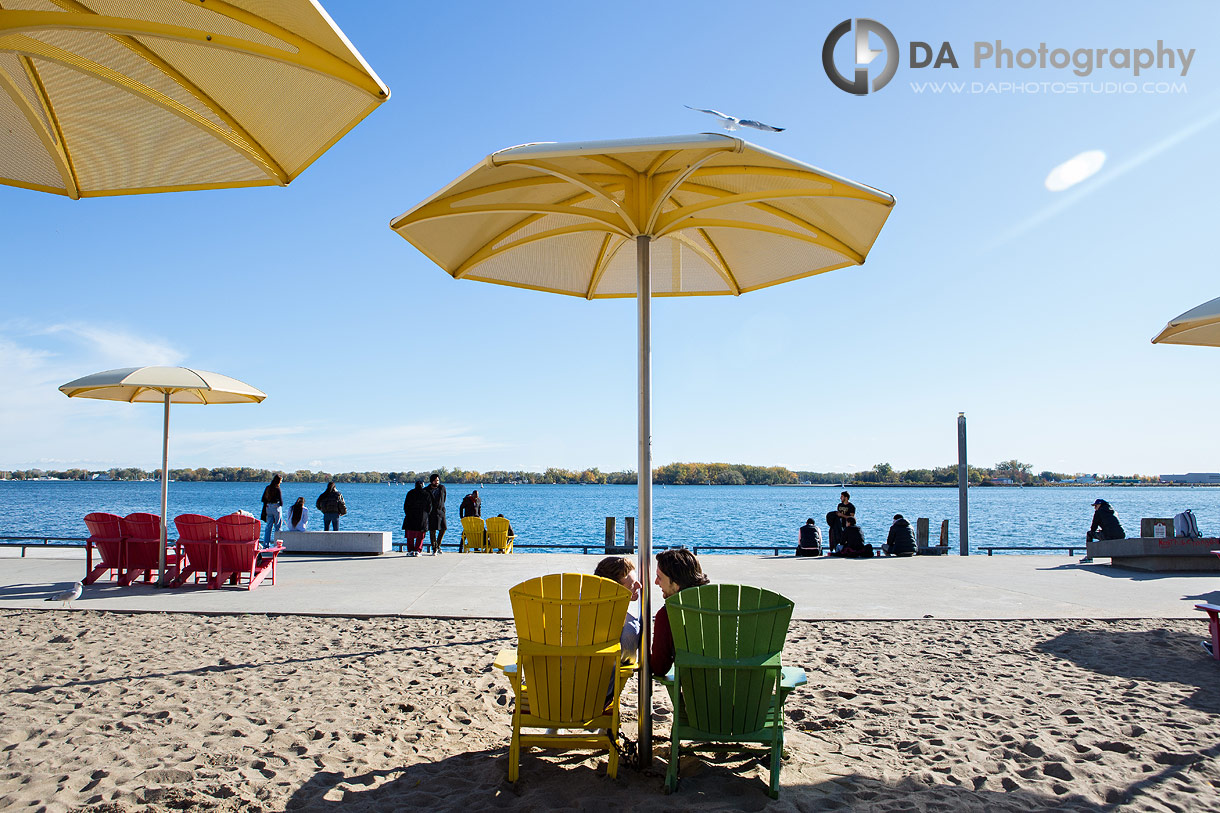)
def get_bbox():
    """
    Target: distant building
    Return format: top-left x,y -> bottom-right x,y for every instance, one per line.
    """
1159,473 -> 1220,484
1063,475 -> 1098,484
